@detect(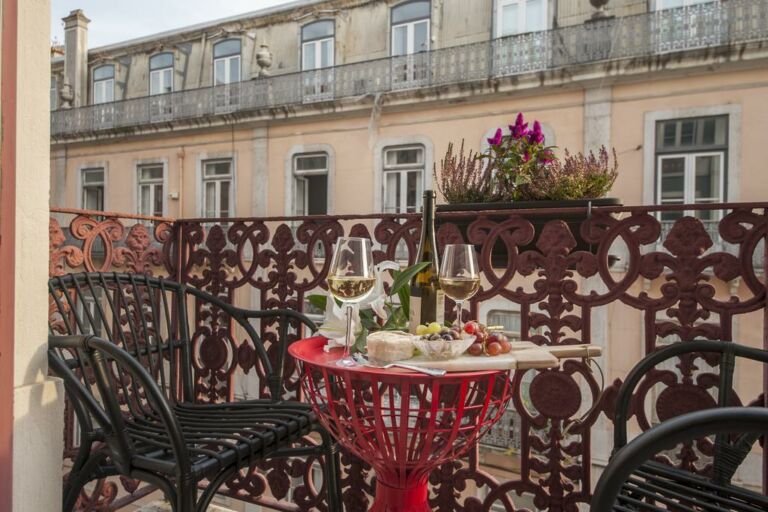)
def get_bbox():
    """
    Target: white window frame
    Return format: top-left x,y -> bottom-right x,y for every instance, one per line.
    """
293,153 -> 329,216
285,144 -> 335,216
382,145 -> 426,214
136,163 -> 166,217
214,55 -> 240,85
92,65 -> 115,105
80,167 -> 105,211
653,0 -> 713,10
213,40 -> 242,86
201,159 -> 234,219
656,151 -> 725,216
149,54 -> 174,96
495,0 -> 548,38
301,22 -> 335,102
391,18 -> 430,56
643,106 -> 740,207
